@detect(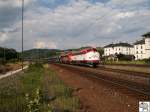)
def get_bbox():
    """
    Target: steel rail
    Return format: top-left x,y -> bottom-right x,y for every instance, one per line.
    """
96,66 -> 150,78
55,64 -> 150,96
84,72 -> 150,96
